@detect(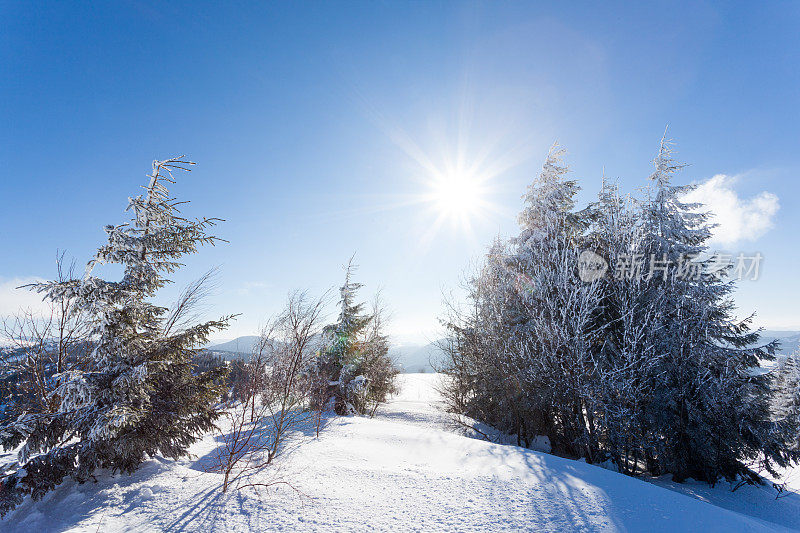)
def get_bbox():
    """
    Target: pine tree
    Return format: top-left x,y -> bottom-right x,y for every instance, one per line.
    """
637,137 -> 792,483
772,354 -> 800,451
504,144 -> 601,457
578,142 -> 789,480
585,178 -> 666,473
439,138 -> 800,483
318,259 -> 397,415
441,145 -> 601,455
0,157 -> 232,516
438,238 -> 522,442
319,259 -> 369,415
